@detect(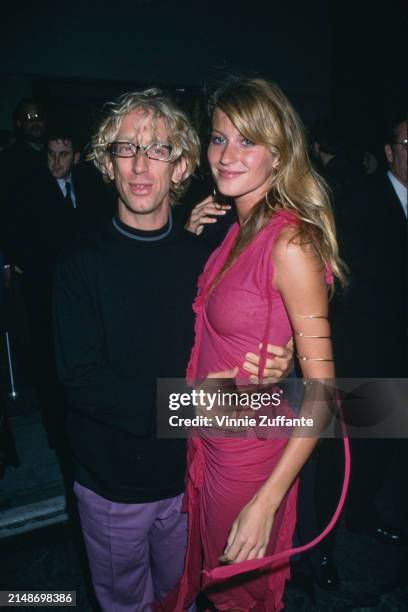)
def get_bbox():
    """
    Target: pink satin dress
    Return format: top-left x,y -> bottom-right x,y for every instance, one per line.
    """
158,210 -> 329,611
